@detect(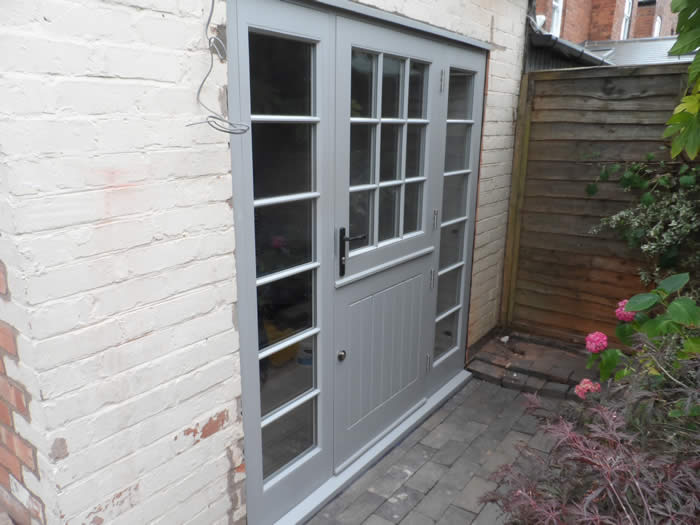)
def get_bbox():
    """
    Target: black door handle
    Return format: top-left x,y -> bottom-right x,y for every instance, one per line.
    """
338,228 -> 368,277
